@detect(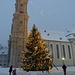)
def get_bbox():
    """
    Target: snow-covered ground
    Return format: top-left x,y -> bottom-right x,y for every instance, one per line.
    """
0,67 -> 75,75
